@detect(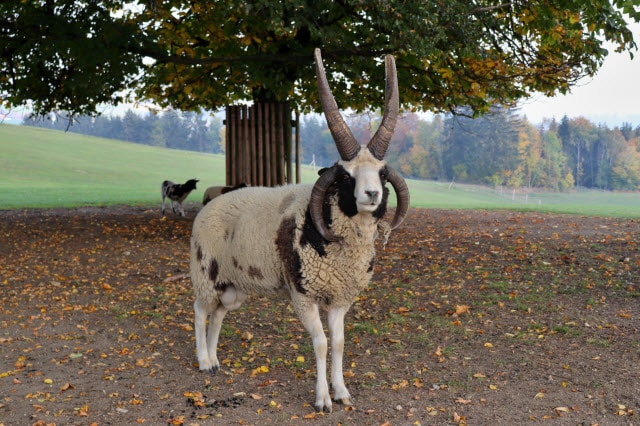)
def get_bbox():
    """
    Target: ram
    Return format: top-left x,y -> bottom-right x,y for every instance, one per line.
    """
190,49 -> 409,413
